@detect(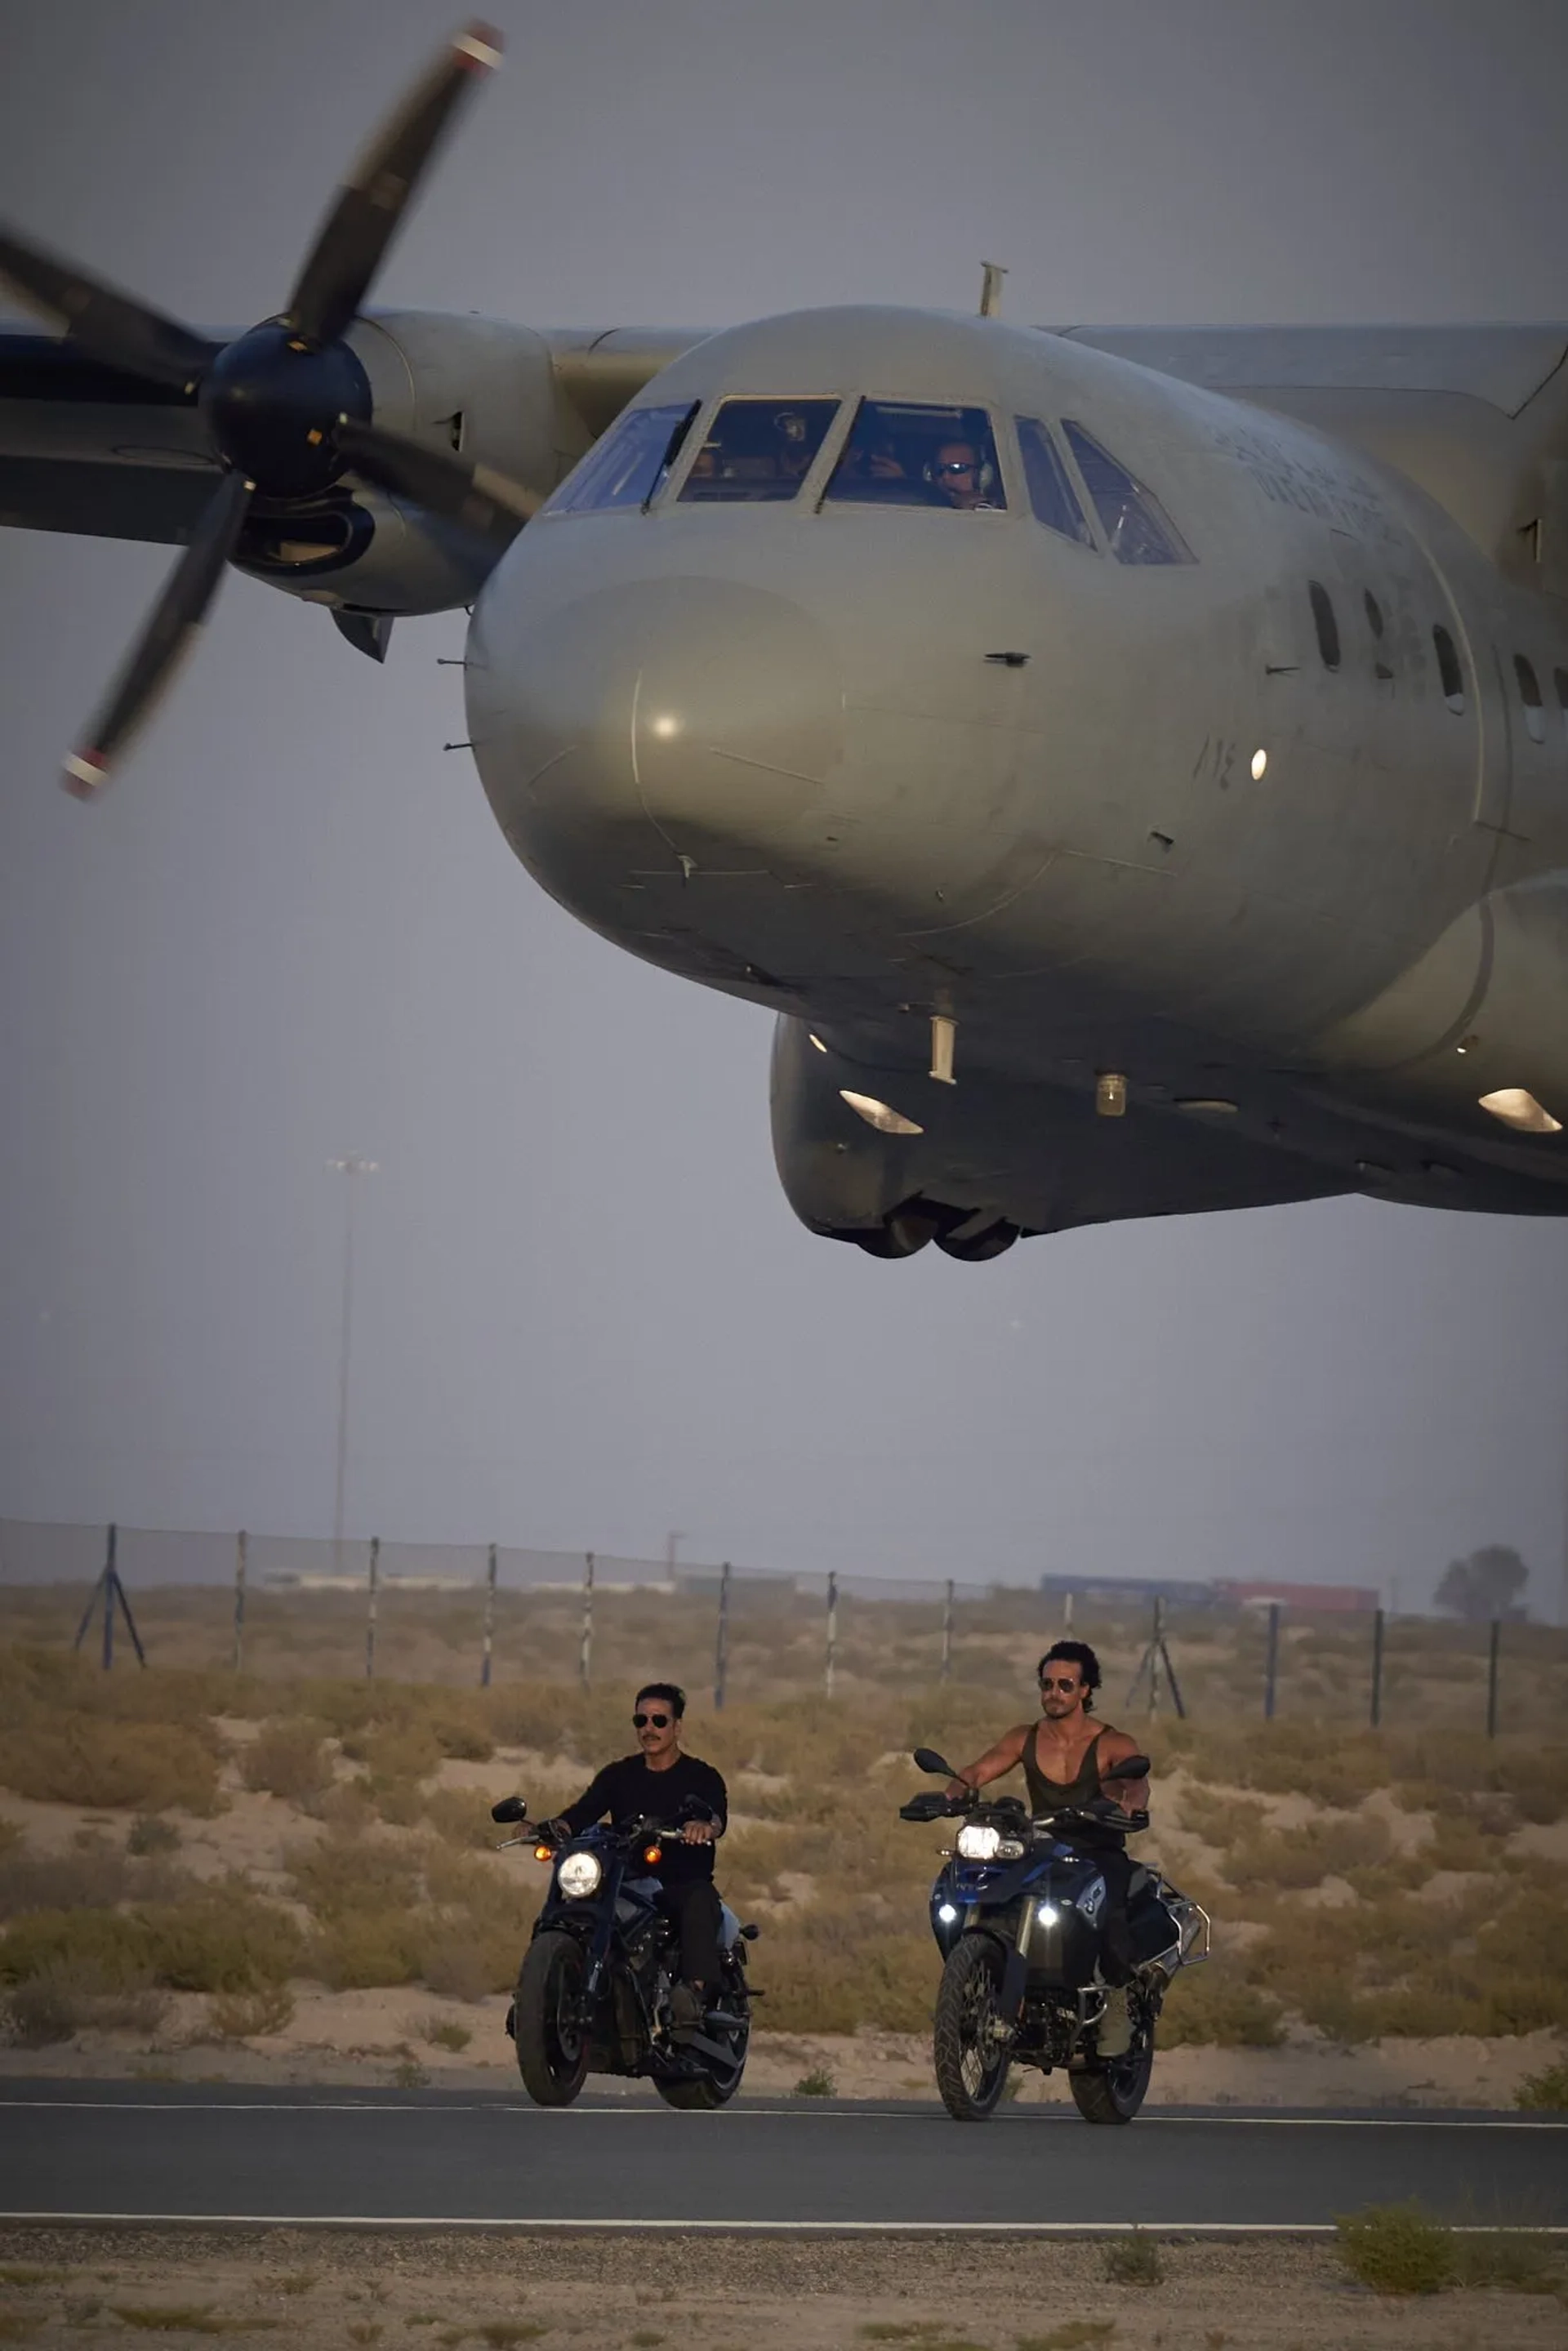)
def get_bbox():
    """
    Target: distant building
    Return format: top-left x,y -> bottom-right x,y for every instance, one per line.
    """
1036,1574 -> 1218,1610
1214,1578 -> 1379,1614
